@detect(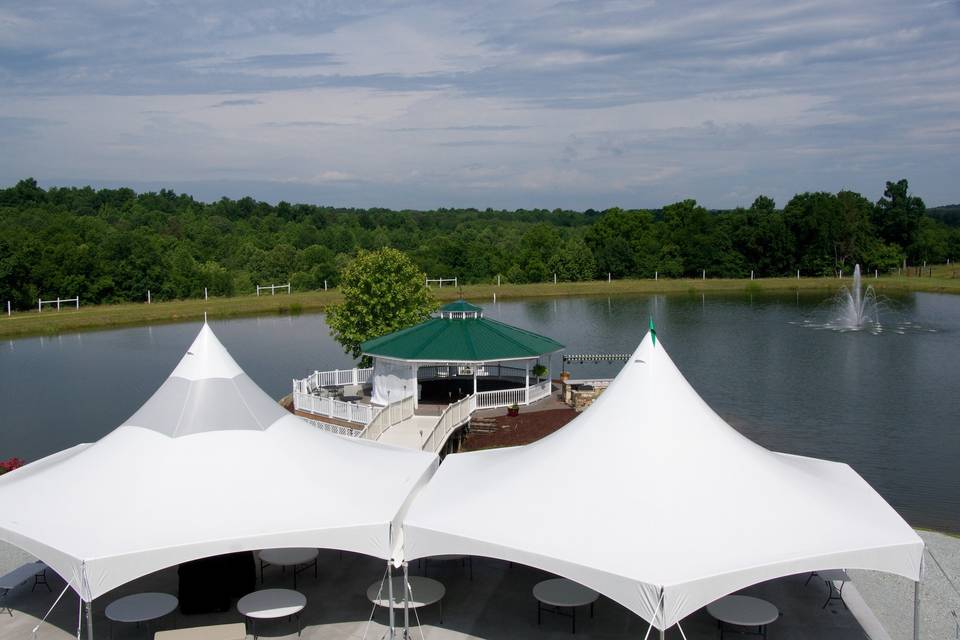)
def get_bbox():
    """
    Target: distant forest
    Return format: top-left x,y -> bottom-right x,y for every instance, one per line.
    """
1,178 -> 957,310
